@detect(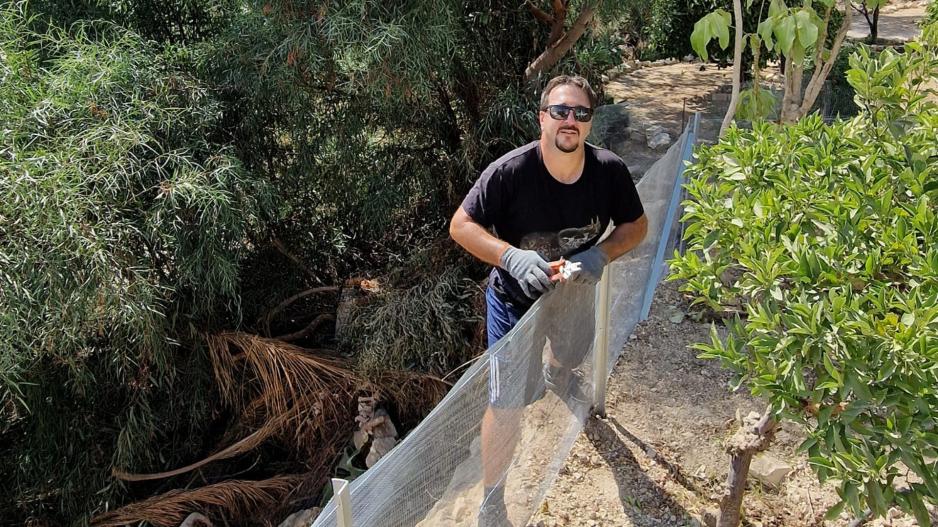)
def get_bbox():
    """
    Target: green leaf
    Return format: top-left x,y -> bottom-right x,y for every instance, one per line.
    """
774,15 -> 797,56
759,18 -> 776,51
795,9 -> 819,48
907,491 -> 931,527
865,480 -> 887,516
713,10 -> 732,50
824,499 -> 846,521
691,17 -> 713,61
769,0 -> 787,18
